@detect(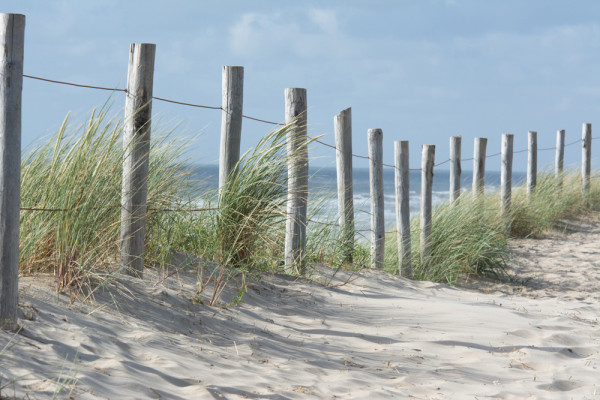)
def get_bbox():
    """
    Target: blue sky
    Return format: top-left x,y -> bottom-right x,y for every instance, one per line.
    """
4,0 -> 600,171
